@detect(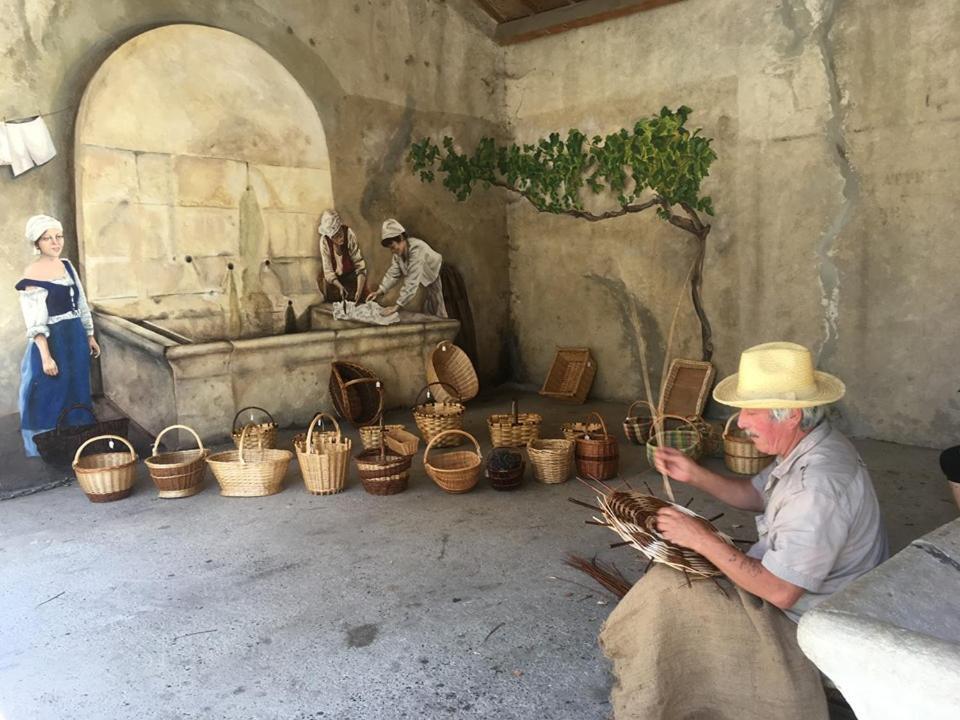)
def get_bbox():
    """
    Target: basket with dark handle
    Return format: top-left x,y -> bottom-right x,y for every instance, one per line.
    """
34,404 -> 129,465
